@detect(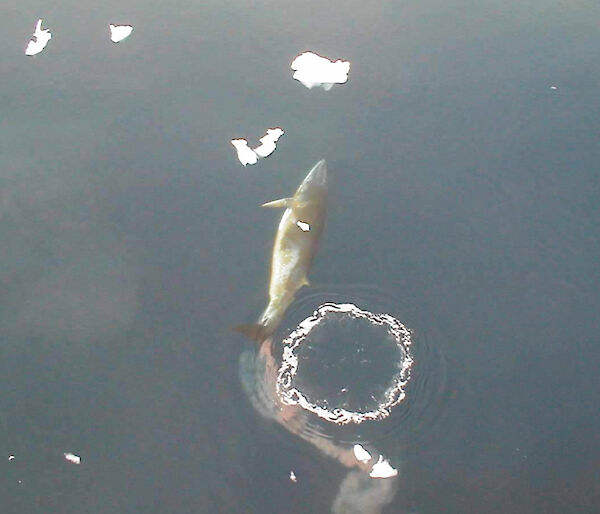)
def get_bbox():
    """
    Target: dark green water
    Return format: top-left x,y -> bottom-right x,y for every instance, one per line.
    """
2,1 -> 600,512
